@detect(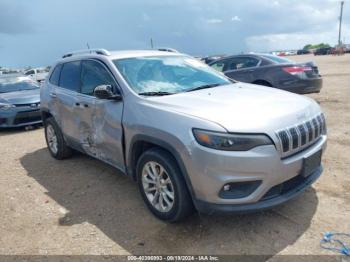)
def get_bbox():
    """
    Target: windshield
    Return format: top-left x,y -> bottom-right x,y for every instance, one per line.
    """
0,79 -> 39,93
261,54 -> 292,64
113,56 -> 231,94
